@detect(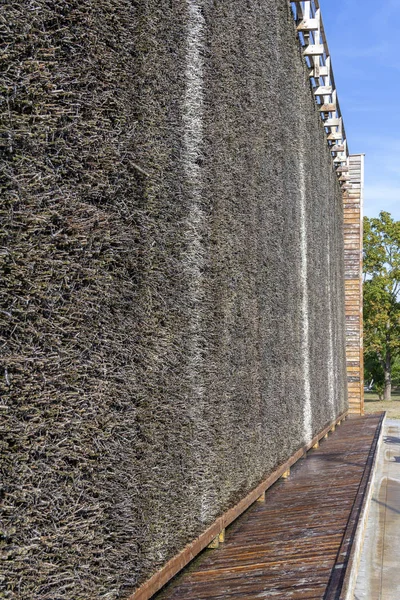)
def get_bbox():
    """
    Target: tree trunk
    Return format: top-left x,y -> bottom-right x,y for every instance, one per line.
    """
384,350 -> 392,401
